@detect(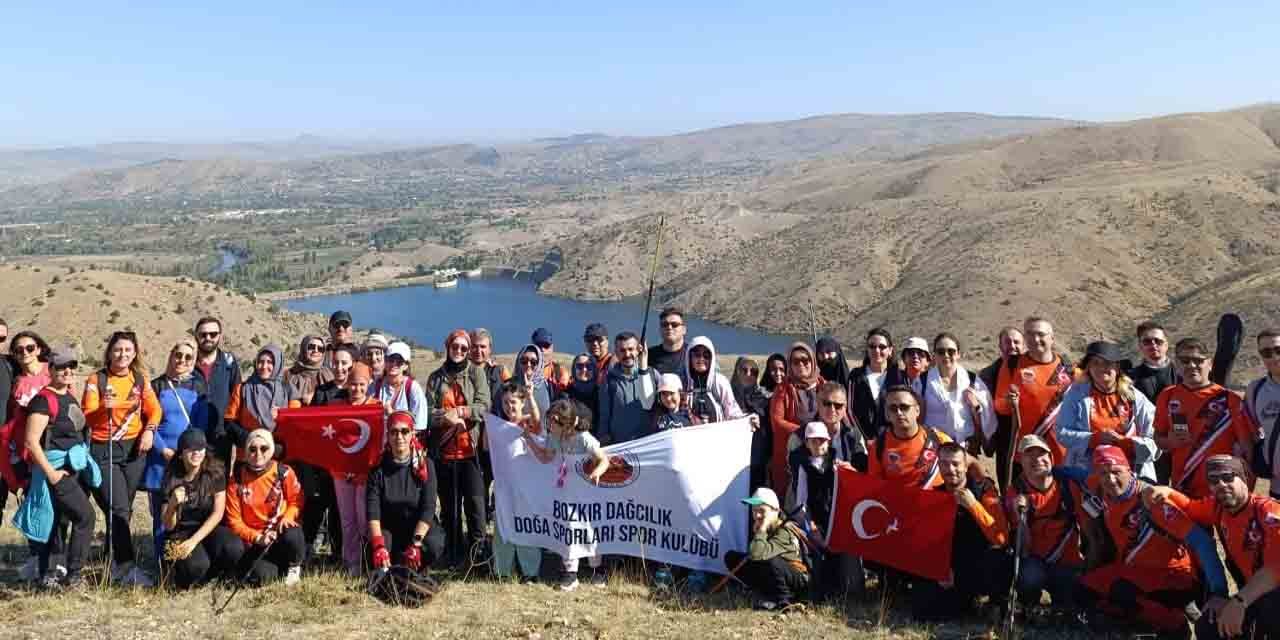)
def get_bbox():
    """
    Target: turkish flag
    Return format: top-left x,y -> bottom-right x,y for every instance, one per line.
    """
825,467 -> 957,582
275,404 -> 385,476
